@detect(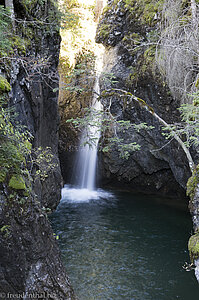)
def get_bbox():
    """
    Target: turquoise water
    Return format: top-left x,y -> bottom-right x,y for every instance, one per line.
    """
50,186 -> 199,300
